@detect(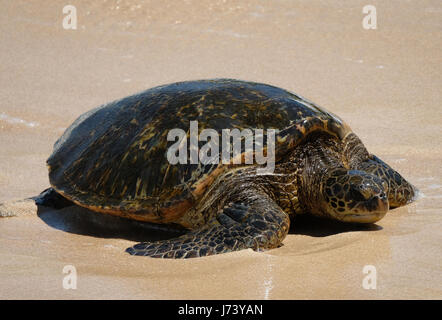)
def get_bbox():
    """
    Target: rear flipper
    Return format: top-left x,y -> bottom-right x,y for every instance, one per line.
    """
34,188 -> 75,209
126,194 -> 290,258
0,188 -> 75,217
357,155 -> 416,208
